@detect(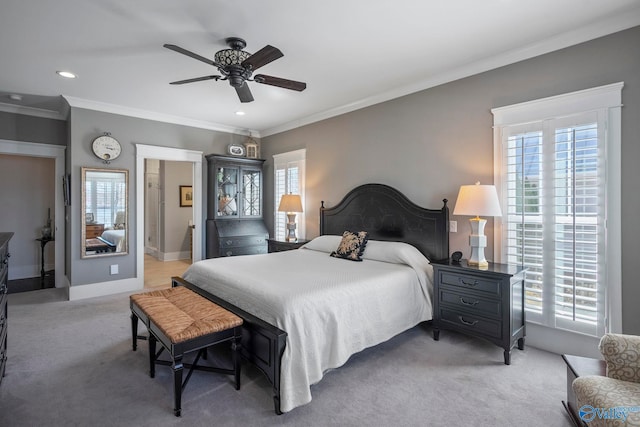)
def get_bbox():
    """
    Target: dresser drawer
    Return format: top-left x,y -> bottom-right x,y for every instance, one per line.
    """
219,244 -> 268,257
439,308 -> 502,340
220,235 -> 267,248
439,286 -> 502,318
439,271 -> 502,297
